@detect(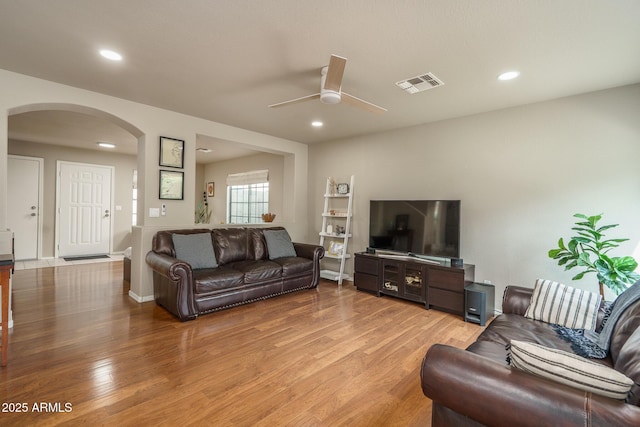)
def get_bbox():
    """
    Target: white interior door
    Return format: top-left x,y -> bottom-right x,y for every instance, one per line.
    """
7,155 -> 42,260
57,161 -> 113,257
